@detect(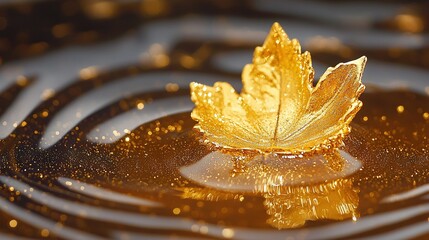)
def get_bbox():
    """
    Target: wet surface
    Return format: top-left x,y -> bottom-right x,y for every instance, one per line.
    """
0,0 -> 429,239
